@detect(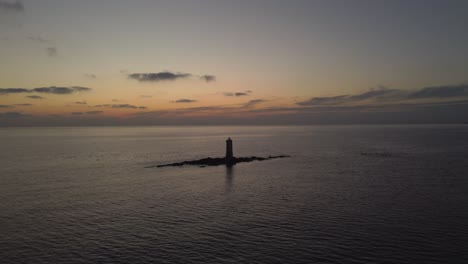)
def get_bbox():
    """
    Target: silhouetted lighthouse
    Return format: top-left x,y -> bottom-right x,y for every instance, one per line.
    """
225,137 -> 233,165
